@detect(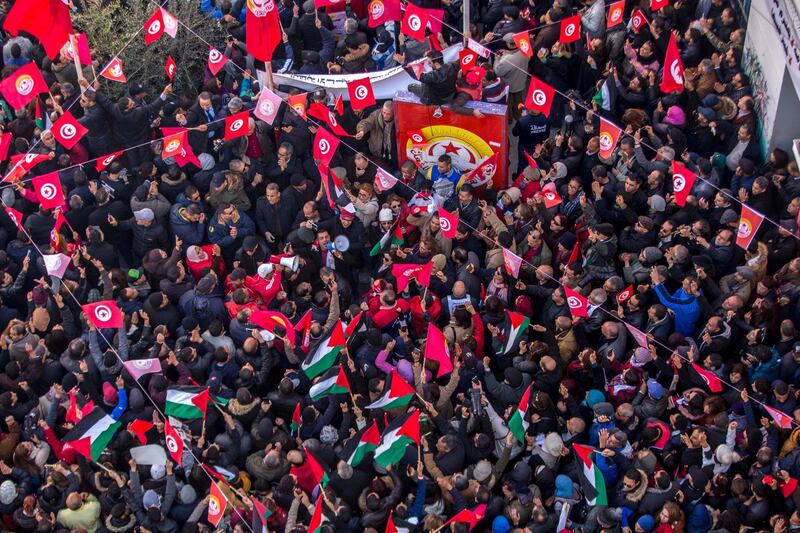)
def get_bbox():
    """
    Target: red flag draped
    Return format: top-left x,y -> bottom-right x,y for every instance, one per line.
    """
392,262 -> 433,292
246,0 -> 282,62
3,0 -> 74,59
